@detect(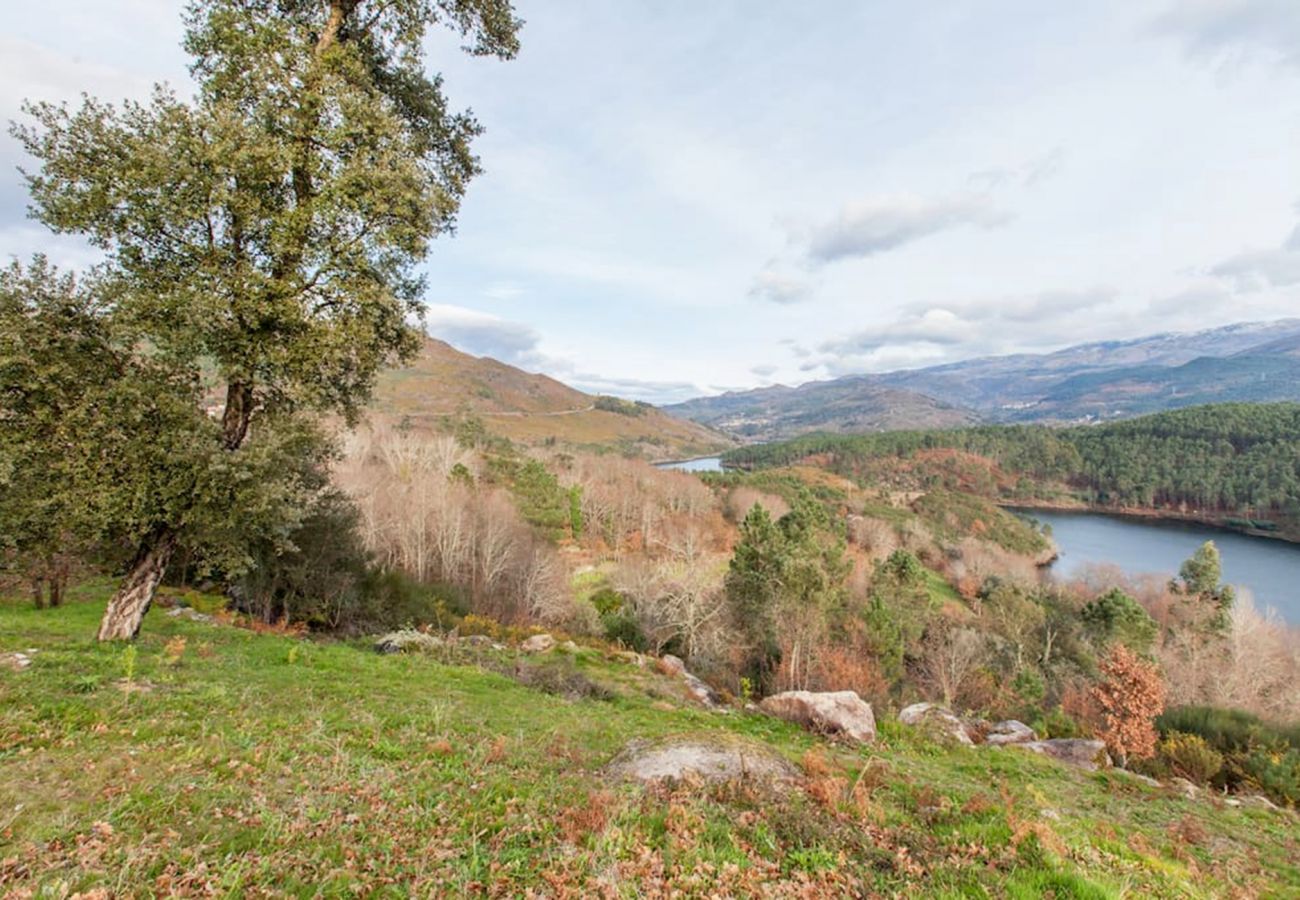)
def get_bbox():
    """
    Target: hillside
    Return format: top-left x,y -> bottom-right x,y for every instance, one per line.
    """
372,337 -> 733,460
667,320 -> 1300,439
3,587 -> 1298,896
664,378 -> 979,442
